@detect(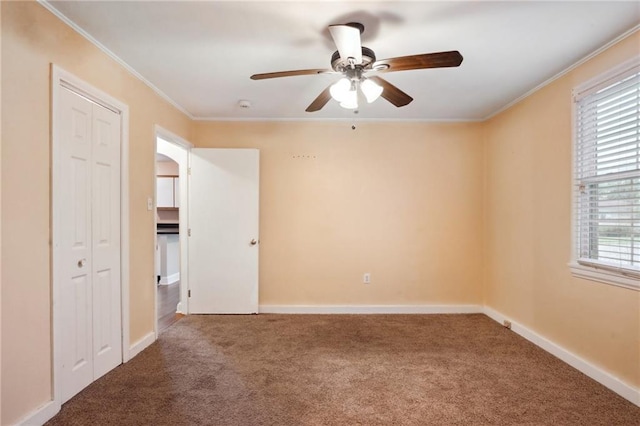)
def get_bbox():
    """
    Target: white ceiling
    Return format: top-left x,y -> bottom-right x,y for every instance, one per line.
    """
47,1 -> 639,121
